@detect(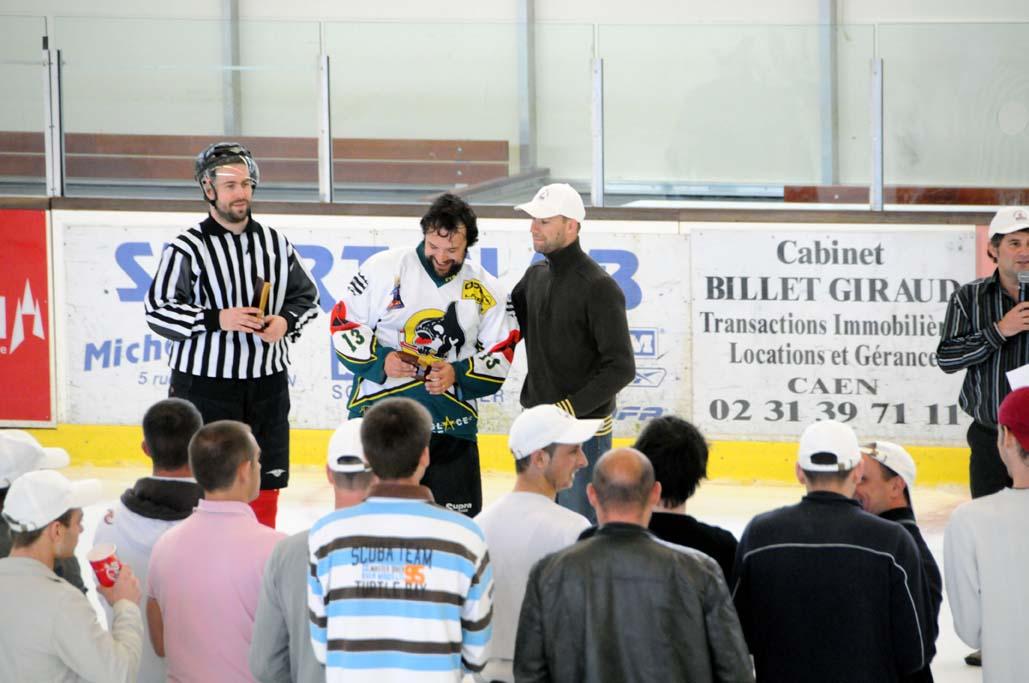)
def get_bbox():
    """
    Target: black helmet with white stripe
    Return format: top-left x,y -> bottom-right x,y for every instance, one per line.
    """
194,142 -> 260,200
